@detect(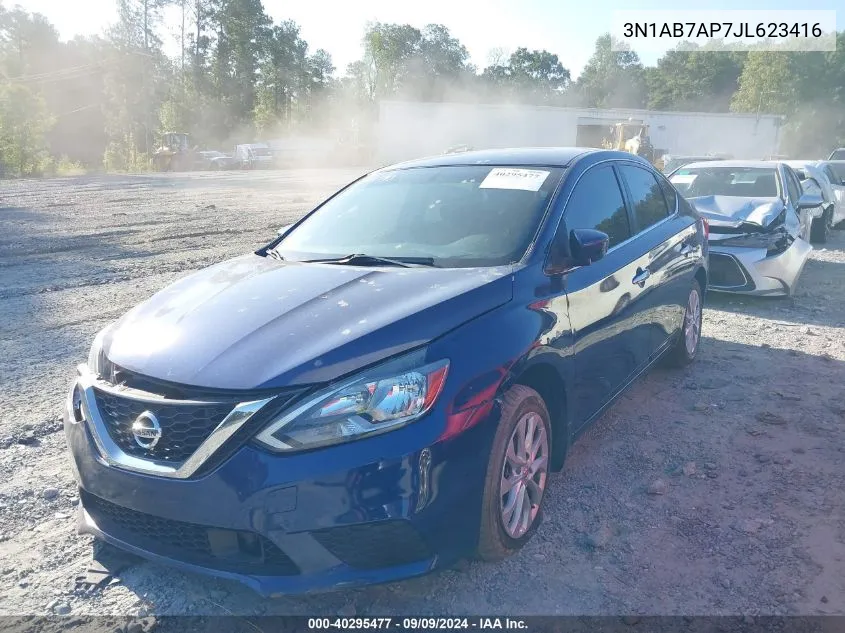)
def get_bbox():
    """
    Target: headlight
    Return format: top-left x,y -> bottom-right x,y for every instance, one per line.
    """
87,325 -> 113,377
255,353 -> 449,453
720,226 -> 791,255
